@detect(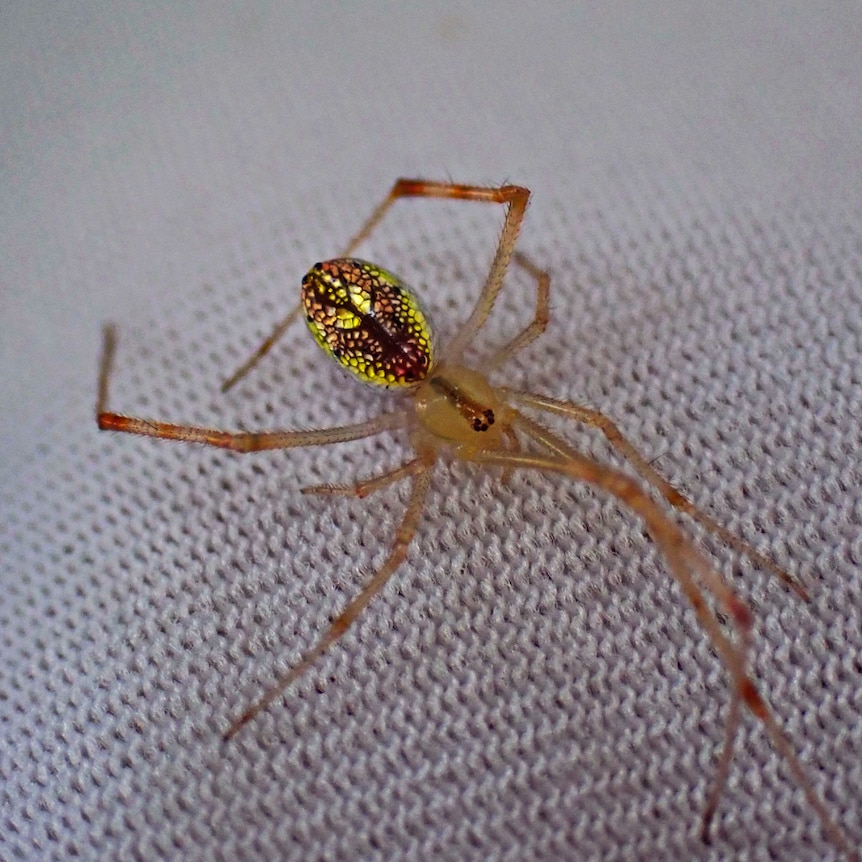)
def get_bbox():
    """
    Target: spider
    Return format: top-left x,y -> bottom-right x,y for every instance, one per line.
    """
96,179 -> 856,857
